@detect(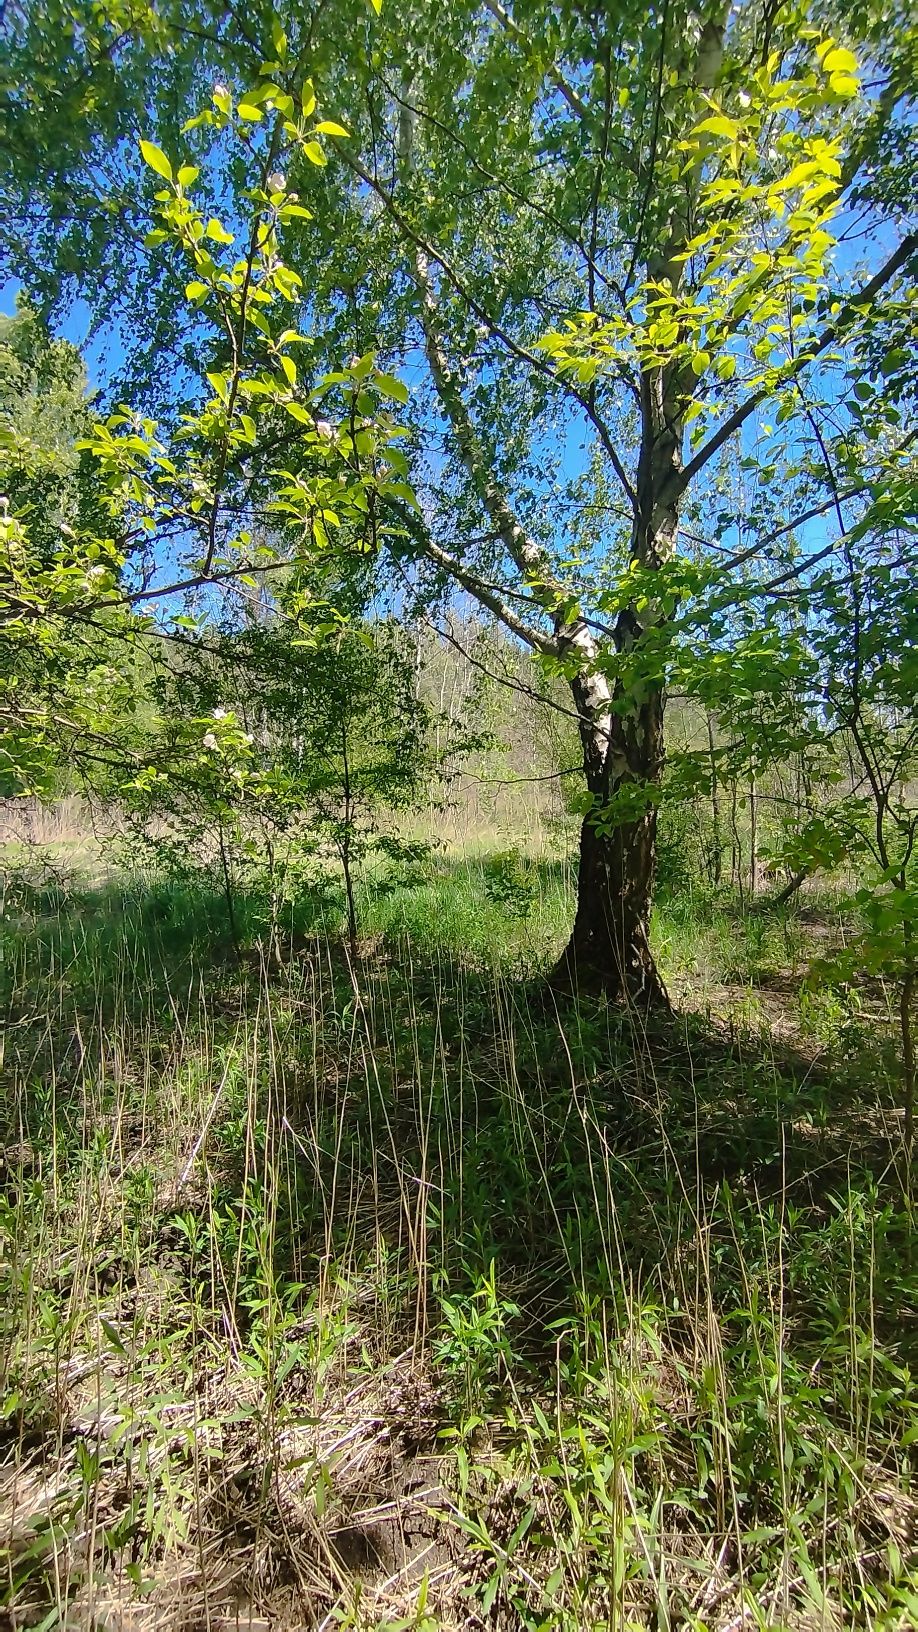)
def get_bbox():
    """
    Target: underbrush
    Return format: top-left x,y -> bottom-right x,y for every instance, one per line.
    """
1,859 -> 915,1629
